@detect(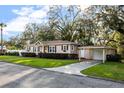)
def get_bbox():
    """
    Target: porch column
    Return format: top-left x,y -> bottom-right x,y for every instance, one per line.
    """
36,46 -> 38,55
78,49 -> 81,61
102,49 -> 105,63
42,45 -> 44,53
